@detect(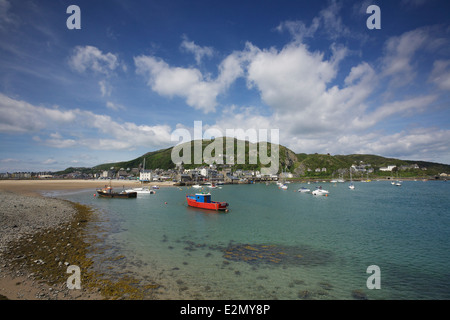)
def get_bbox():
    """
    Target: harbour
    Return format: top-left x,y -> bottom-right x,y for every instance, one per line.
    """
51,179 -> 450,300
